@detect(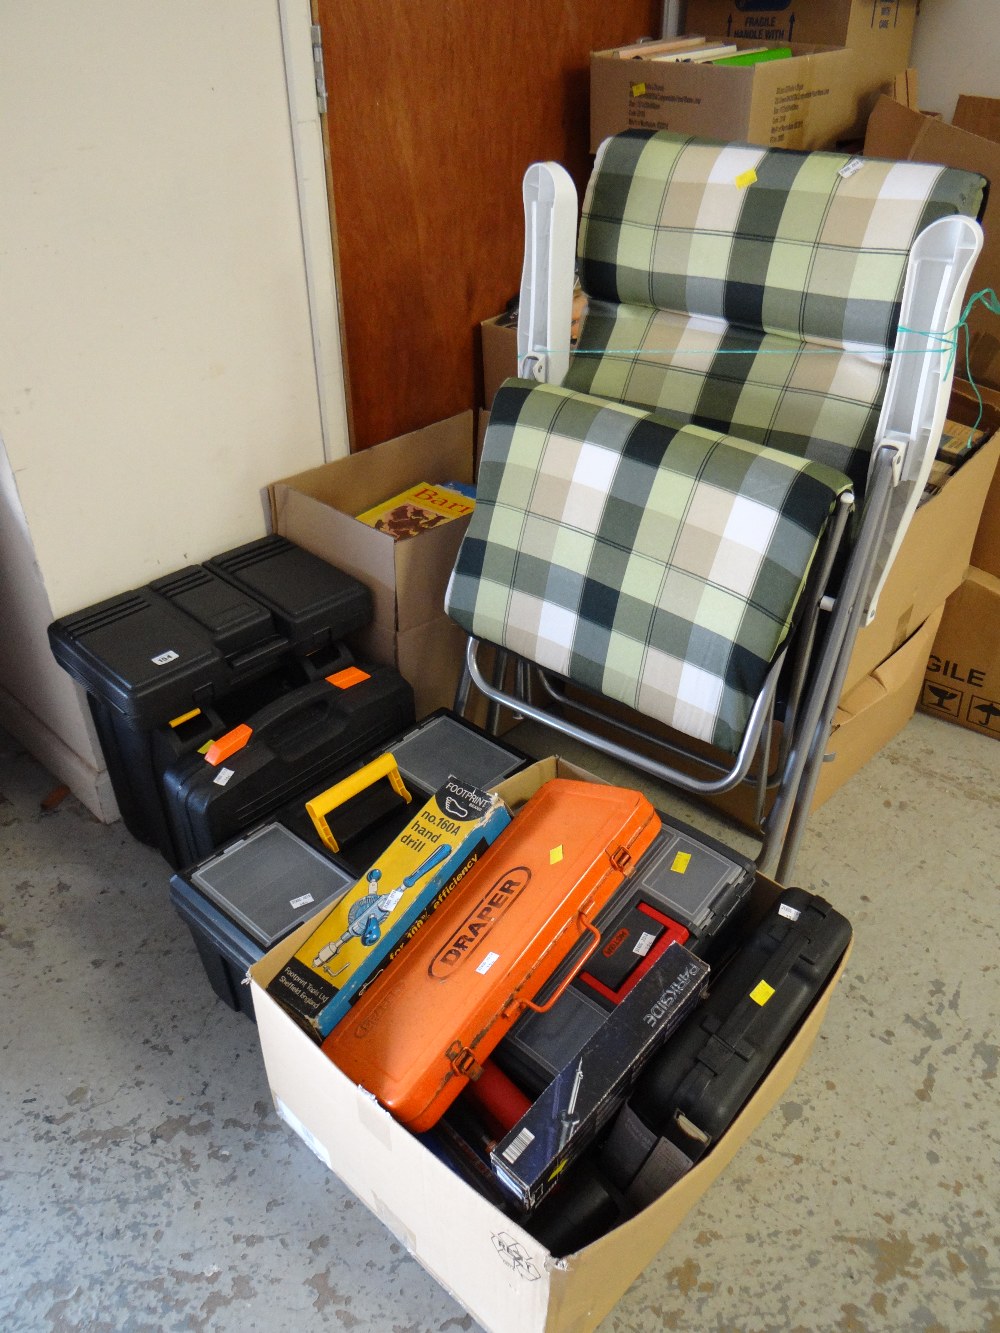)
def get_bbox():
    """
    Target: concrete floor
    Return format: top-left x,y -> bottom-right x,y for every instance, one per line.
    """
1,712 -> 998,1333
